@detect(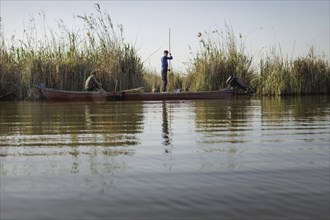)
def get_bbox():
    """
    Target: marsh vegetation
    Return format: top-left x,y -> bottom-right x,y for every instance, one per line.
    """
1,5 -> 143,100
0,5 -> 329,100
